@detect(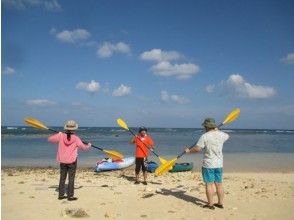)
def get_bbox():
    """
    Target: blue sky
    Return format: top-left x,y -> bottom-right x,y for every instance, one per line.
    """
2,0 -> 294,129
